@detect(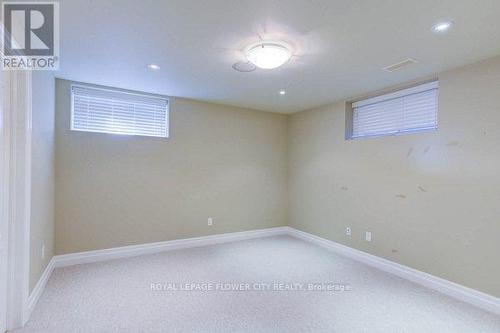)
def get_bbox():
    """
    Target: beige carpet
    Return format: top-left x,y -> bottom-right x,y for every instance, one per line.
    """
17,235 -> 500,332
